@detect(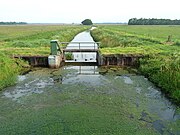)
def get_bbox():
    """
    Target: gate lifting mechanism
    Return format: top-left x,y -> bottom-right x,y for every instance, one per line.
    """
48,40 -> 62,68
